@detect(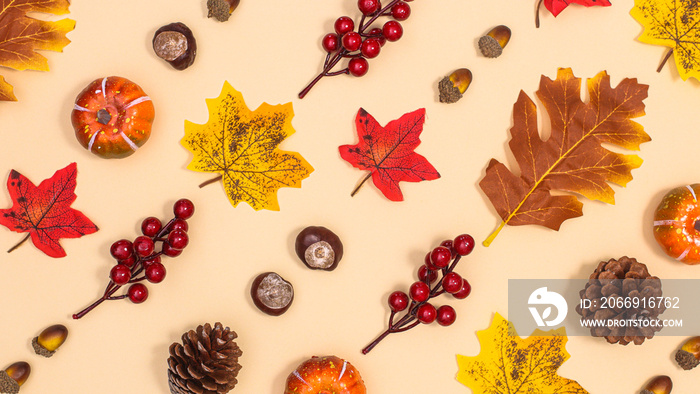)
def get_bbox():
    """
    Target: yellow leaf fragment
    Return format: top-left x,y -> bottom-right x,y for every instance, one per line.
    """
456,313 -> 589,394
0,75 -> 16,101
631,0 -> 700,80
181,82 -> 314,211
